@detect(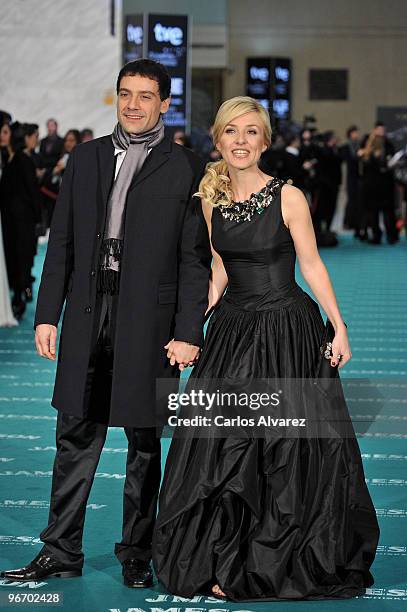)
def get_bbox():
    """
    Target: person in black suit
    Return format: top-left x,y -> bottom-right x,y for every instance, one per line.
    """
279,133 -> 309,191
313,131 -> 342,233
339,125 -> 363,237
39,119 -> 64,170
38,119 -> 65,229
1,59 -> 211,587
